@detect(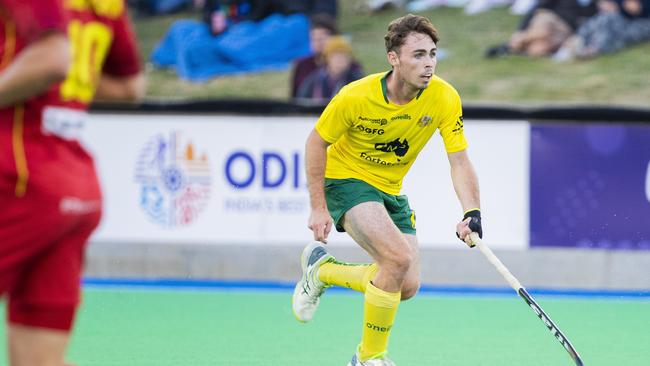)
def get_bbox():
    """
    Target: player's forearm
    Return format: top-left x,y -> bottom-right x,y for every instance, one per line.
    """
305,129 -> 329,210
450,153 -> 481,212
0,33 -> 69,108
94,73 -> 146,102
